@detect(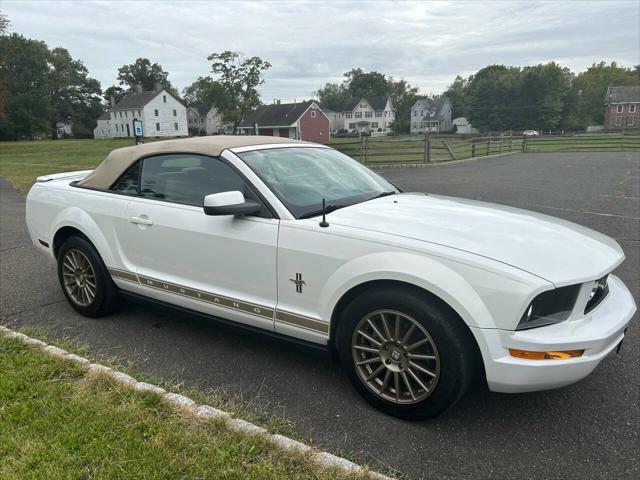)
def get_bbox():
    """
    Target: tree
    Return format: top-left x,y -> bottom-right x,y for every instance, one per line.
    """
206,51 -> 271,131
0,33 -> 51,139
116,58 -> 178,97
519,62 -> 569,131
567,62 -> 639,127
388,78 -> 418,134
315,82 -> 349,111
443,75 -> 471,119
182,76 -> 231,109
465,65 -> 524,131
0,12 -> 10,35
47,47 -> 103,138
103,85 -> 126,106
344,68 -> 390,97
